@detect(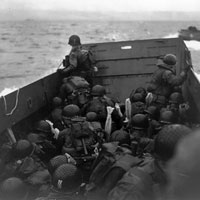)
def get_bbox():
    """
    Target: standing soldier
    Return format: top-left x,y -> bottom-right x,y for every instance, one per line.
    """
58,35 -> 96,85
147,54 -> 189,108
